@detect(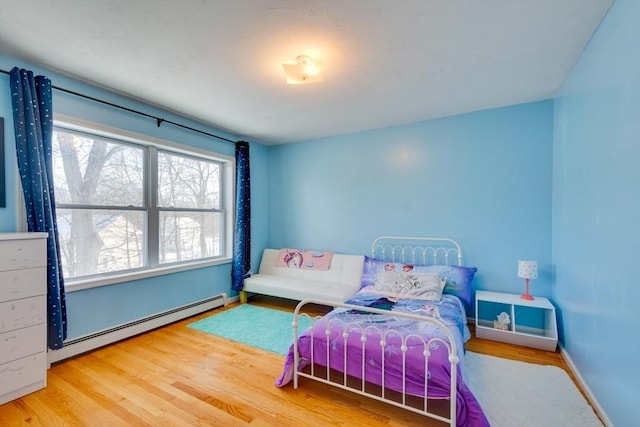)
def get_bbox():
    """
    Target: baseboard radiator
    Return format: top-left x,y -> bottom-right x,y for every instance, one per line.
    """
47,293 -> 227,365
